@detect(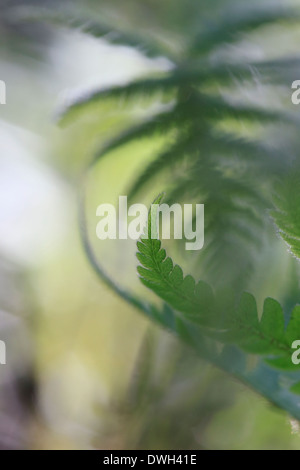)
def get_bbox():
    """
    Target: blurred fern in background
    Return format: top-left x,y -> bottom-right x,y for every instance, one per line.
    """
45,0 -> 300,289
